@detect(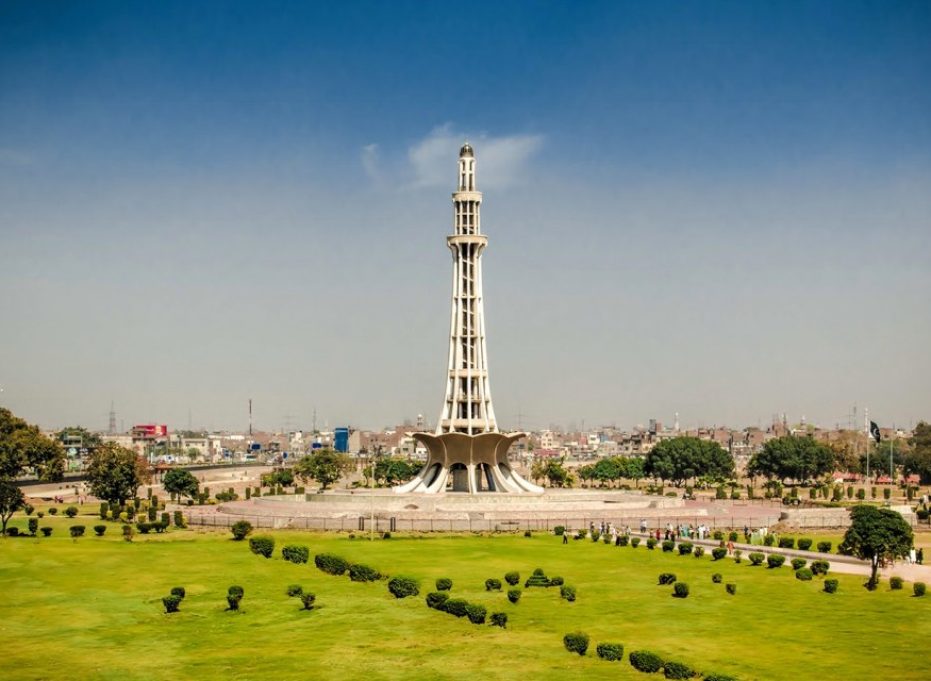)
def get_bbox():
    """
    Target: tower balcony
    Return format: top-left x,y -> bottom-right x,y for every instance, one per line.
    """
447,234 -> 487,248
